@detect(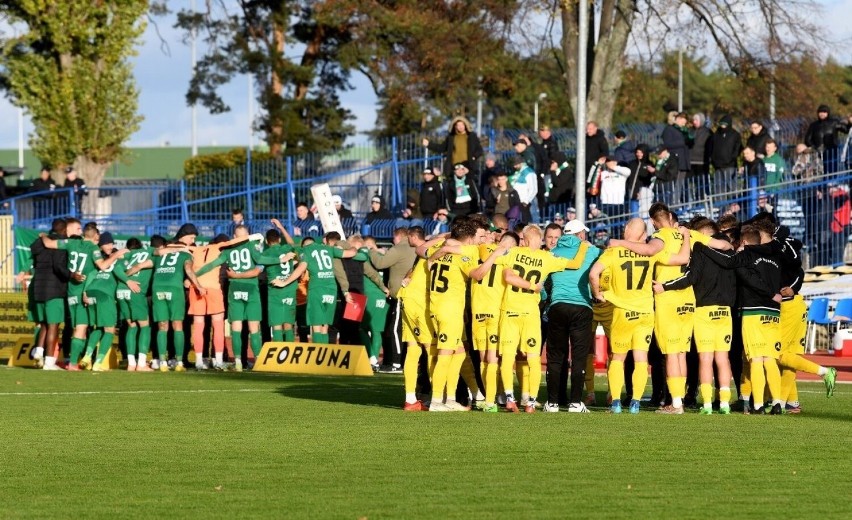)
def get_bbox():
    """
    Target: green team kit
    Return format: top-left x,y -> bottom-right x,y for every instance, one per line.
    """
37,228 -> 393,370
